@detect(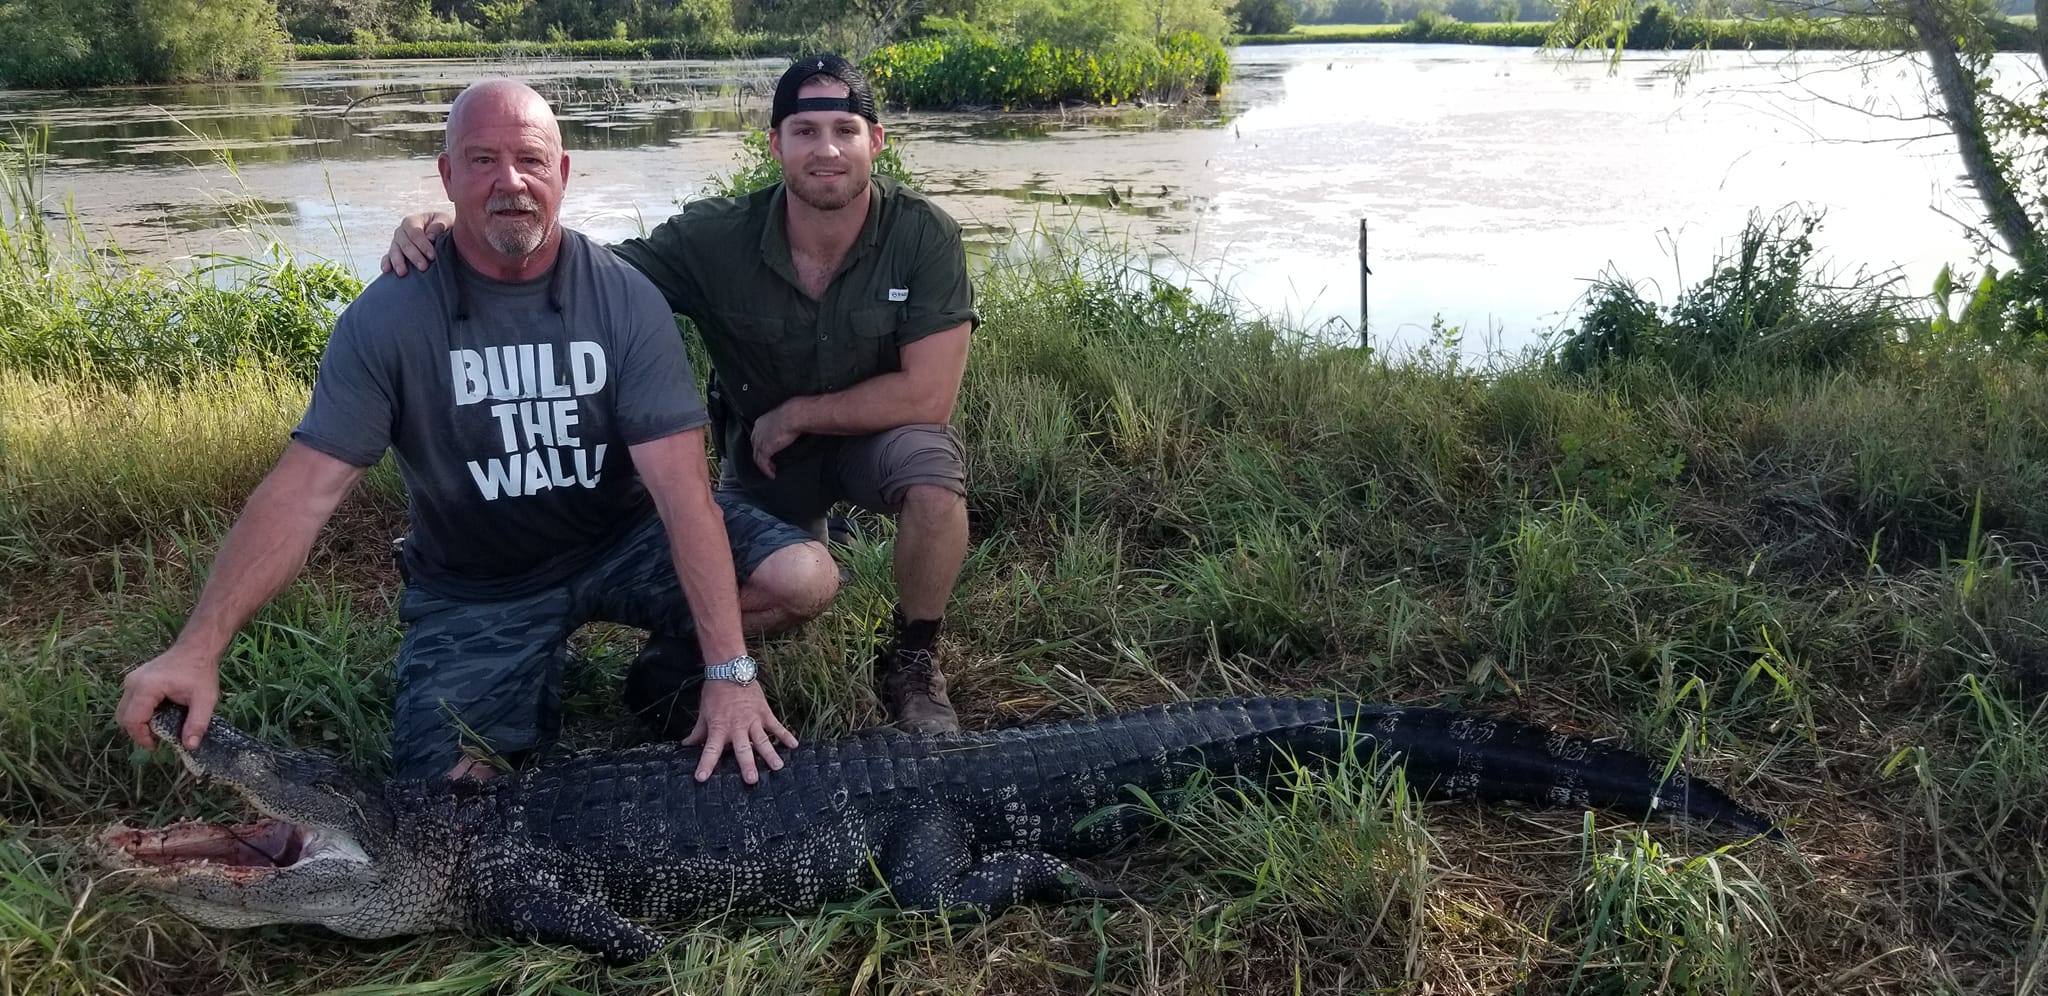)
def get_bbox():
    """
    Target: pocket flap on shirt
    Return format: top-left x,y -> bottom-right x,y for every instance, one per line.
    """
713,308 -> 789,342
846,303 -> 900,338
